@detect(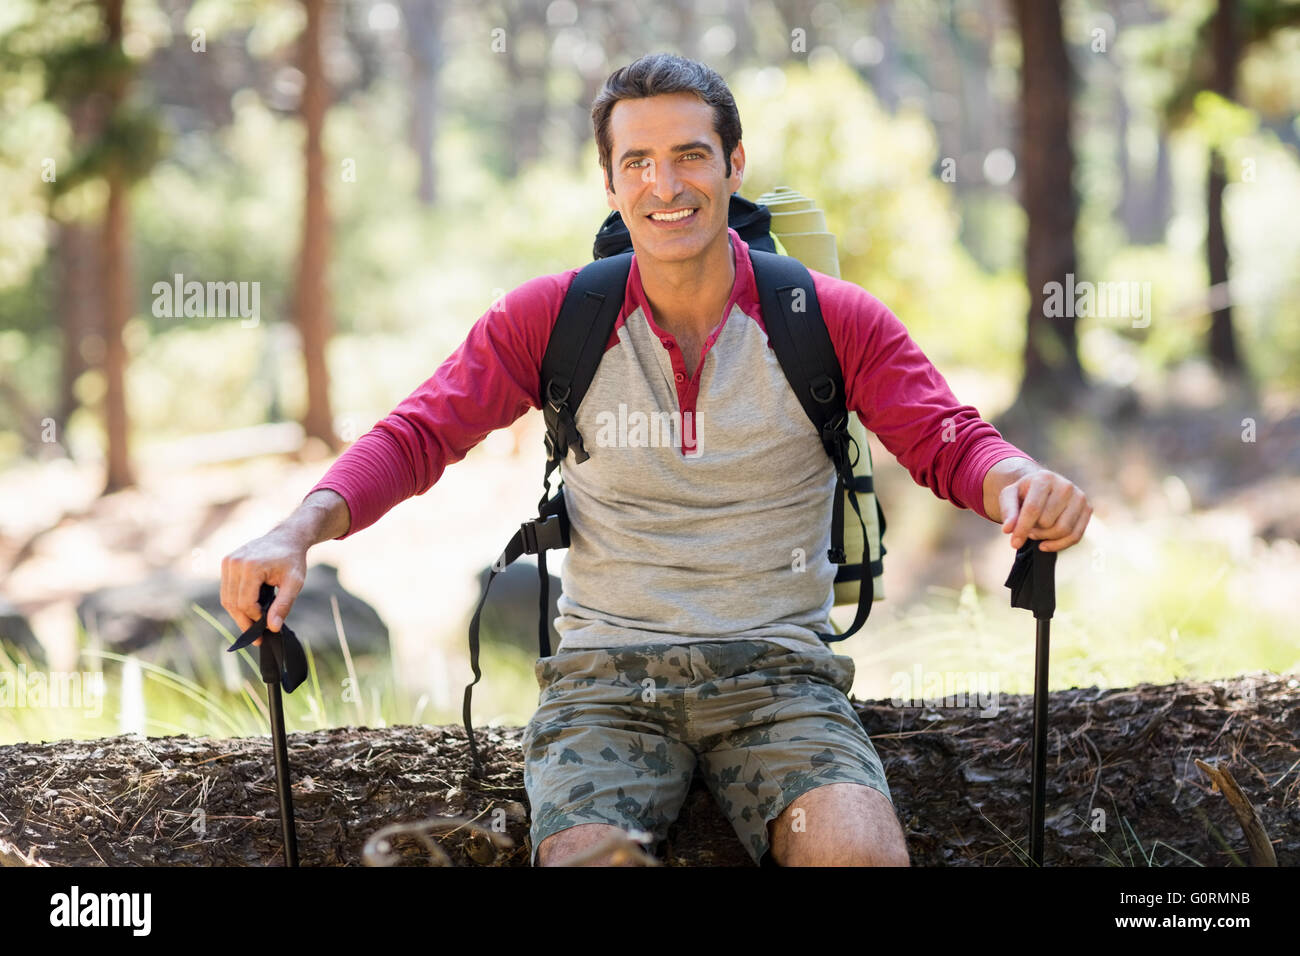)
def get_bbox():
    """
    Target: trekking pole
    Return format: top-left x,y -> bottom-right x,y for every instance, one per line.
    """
1004,538 -> 1056,867
228,583 -> 309,867
262,636 -> 298,867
